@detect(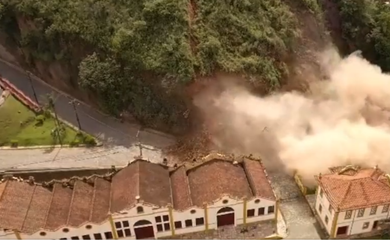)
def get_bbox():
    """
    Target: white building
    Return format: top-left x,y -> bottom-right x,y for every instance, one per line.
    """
315,165 -> 390,238
0,154 -> 277,240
